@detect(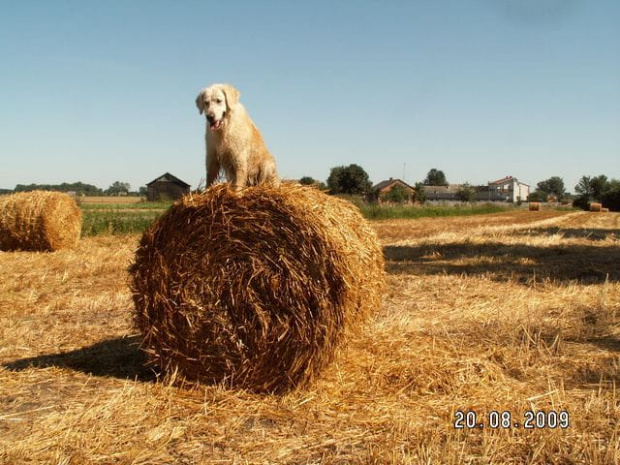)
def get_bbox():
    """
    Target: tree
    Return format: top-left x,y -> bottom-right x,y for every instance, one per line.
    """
456,183 -> 476,202
299,176 -> 327,190
527,190 -> 548,202
412,182 -> 427,204
536,176 -> 565,201
575,174 -> 609,200
601,180 -> 620,212
423,168 -> 448,186
574,174 -> 612,210
383,184 -> 409,204
105,181 -> 131,196
326,164 -> 372,195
